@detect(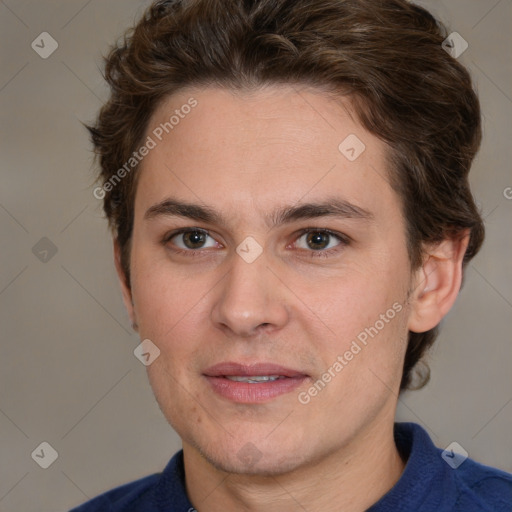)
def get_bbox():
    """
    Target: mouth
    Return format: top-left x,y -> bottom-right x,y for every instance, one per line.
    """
224,375 -> 286,383
203,362 -> 309,403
